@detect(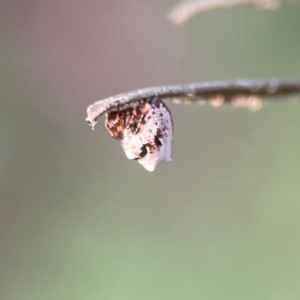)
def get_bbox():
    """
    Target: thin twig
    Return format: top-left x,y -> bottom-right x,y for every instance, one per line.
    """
86,79 -> 300,129
168,0 -> 297,24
